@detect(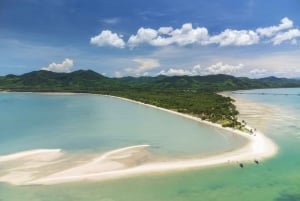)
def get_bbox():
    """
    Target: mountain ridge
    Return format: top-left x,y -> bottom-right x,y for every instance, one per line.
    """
1,69 -> 300,92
